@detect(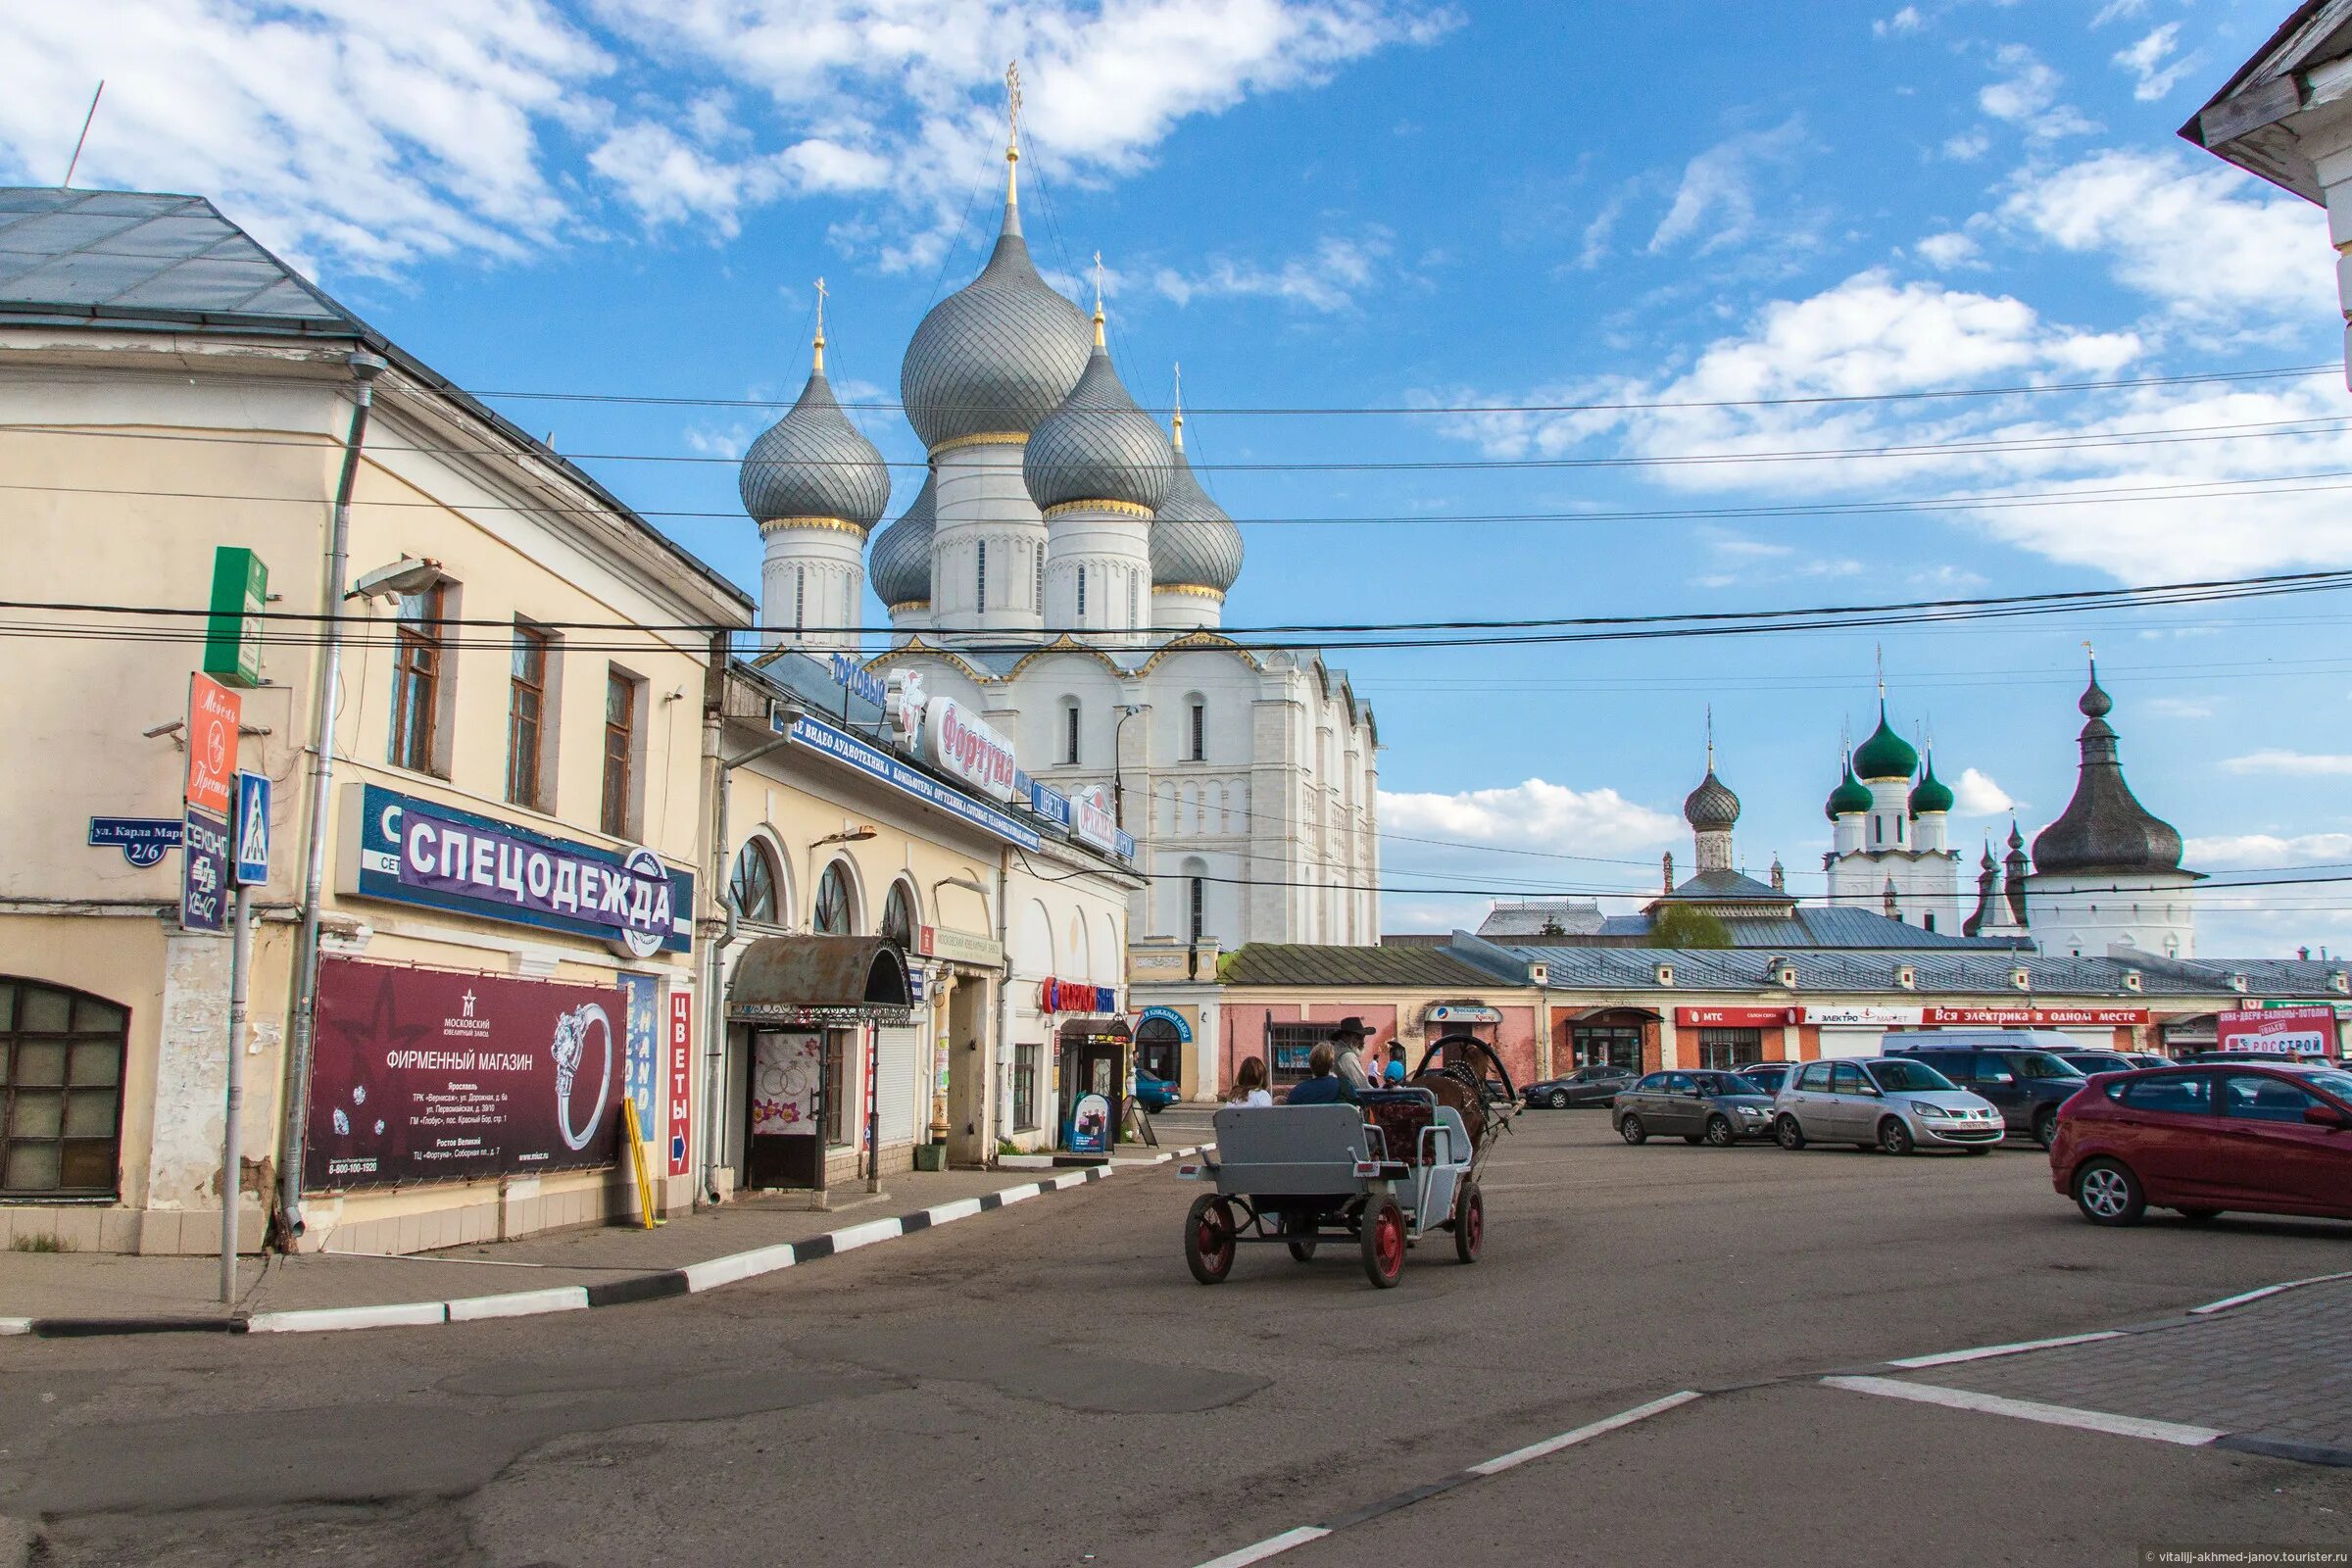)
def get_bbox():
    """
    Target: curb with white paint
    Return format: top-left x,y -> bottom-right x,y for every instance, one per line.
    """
4,1147 -> 1207,1341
